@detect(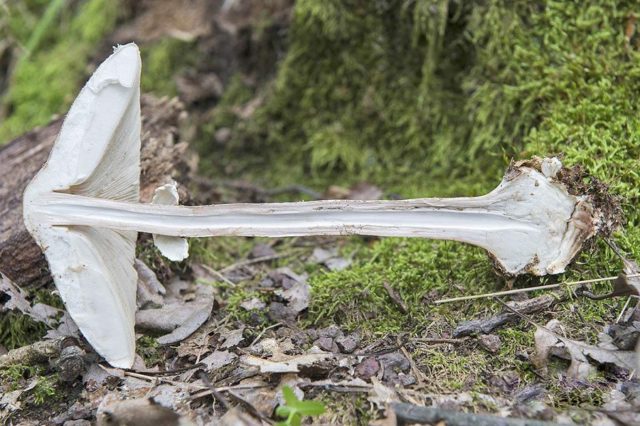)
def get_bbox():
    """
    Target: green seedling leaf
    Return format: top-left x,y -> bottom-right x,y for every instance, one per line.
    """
275,386 -> 326,426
